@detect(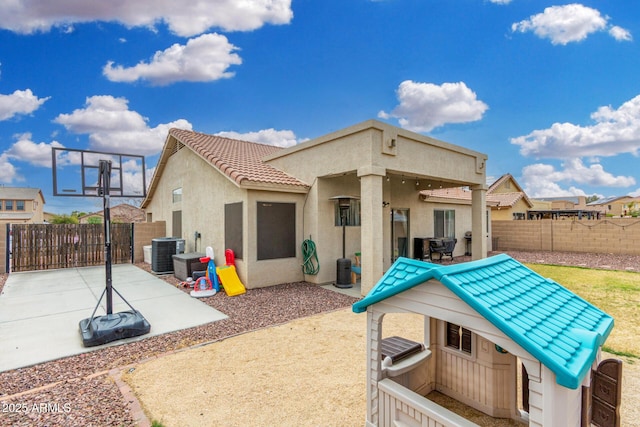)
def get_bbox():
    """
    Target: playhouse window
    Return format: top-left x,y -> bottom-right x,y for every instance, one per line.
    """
446,322 -> 472,354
